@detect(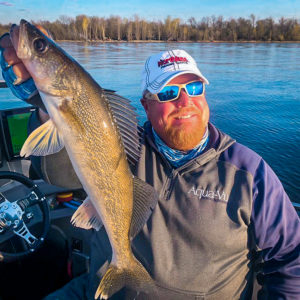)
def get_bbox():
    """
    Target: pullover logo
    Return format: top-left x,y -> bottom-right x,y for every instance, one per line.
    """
188,186 -> 229,203
158,56 -> 188,68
